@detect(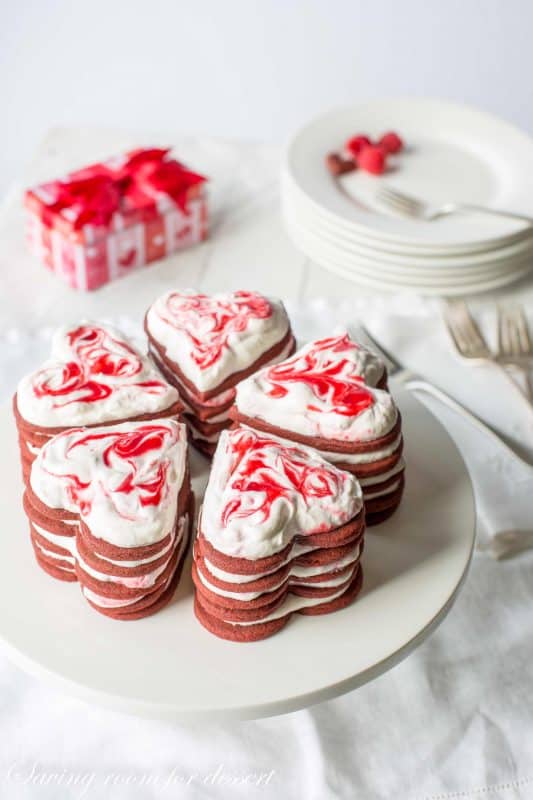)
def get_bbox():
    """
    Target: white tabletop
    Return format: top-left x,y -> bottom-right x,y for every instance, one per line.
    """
1,128 -> 533,800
